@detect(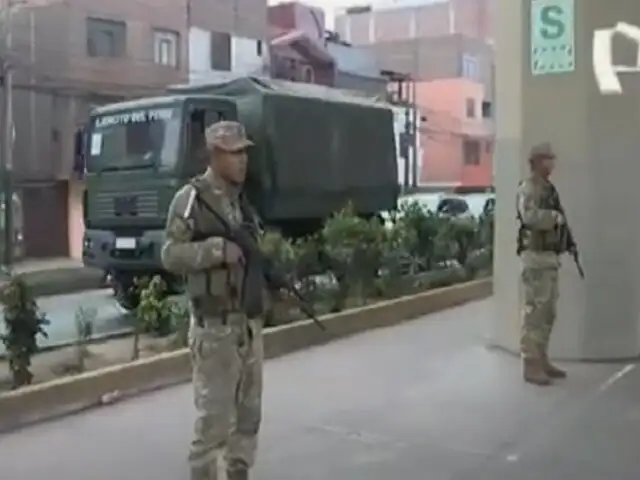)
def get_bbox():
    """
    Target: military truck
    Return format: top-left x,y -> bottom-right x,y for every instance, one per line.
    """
81,76 -> 399,310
